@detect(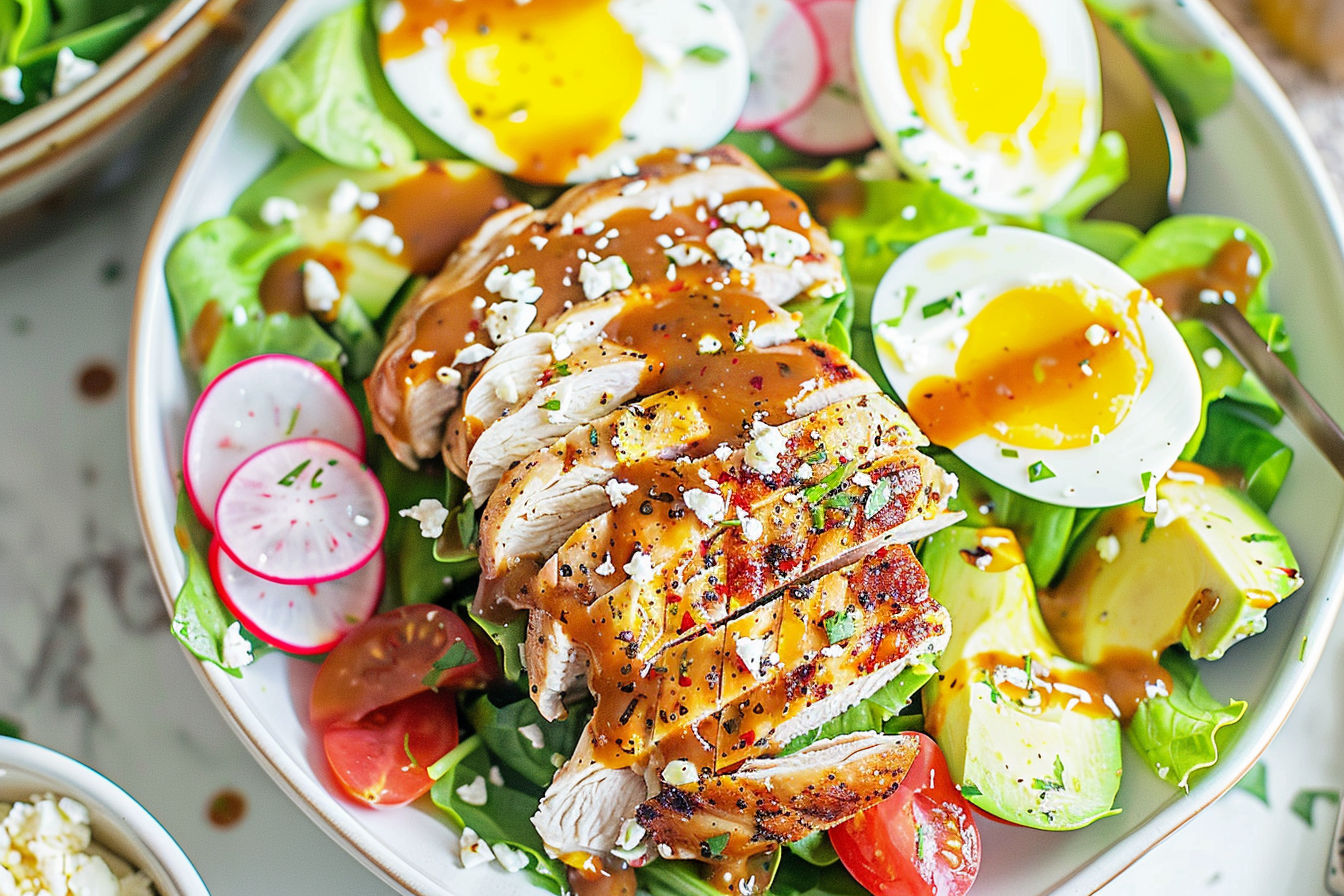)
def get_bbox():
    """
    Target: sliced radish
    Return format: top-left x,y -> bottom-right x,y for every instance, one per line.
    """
214,438 -> 388,585
183,354 -> 364,529
210,539 -> 384,654
723,0 -> 827,130
771,0 -> 876,154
